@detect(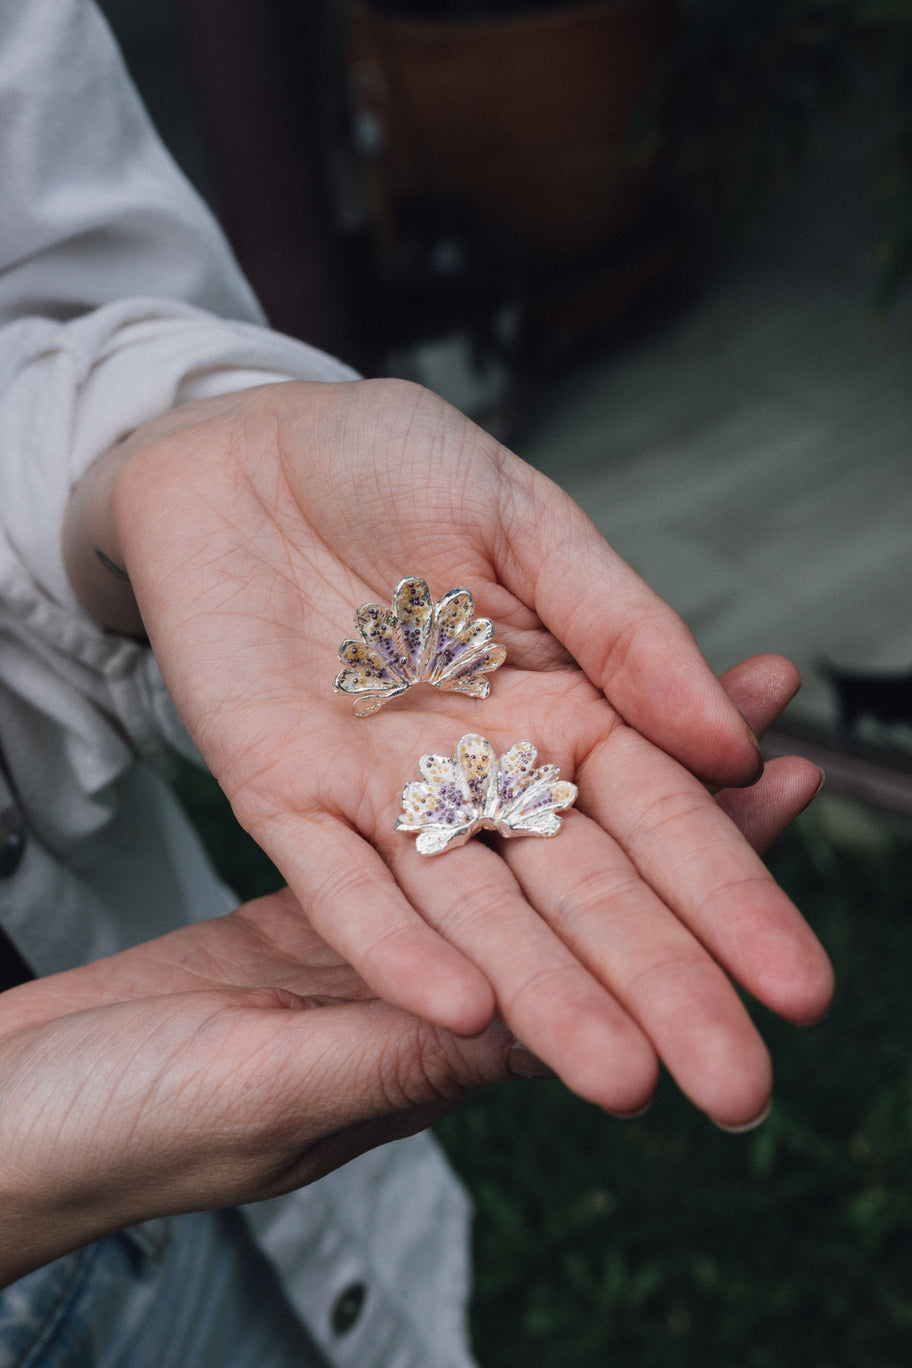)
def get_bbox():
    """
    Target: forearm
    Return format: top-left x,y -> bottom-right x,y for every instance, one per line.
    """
0,996 -> 141,1288
0,1191 -> 127,1290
